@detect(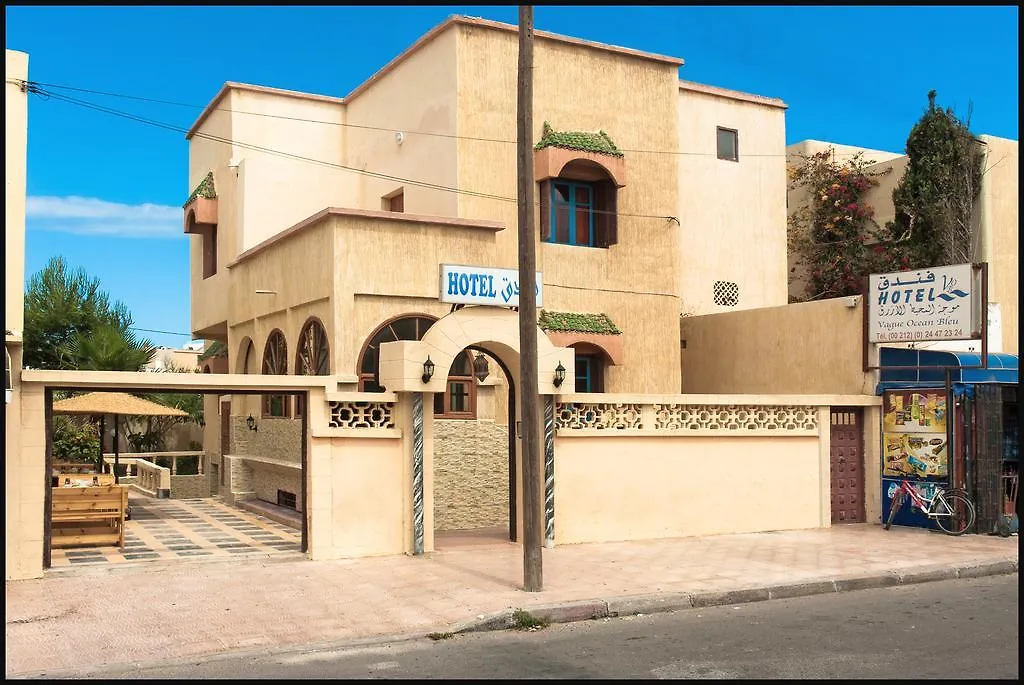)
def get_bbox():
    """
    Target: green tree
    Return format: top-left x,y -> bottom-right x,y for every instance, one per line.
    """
887,90 -> 985,267
59,324 -> 156,372
23,256 -> 133,369
124,364 -> 205,453
51,415 -> 101,464
787,149 -> 894,300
